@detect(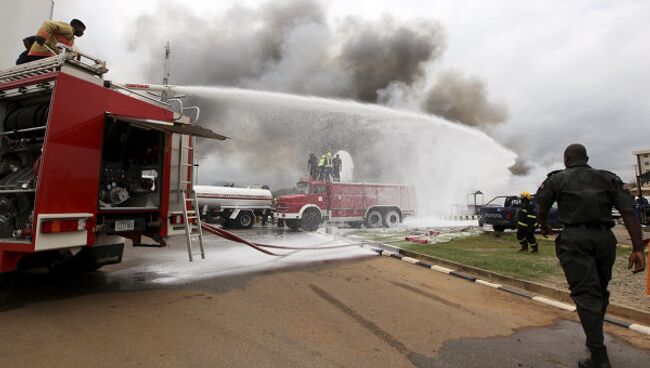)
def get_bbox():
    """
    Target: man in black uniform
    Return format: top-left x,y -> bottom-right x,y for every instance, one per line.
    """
332,154 -> 342,182
516,191 -> 538,253
308,153 -> 318,179
536,144 -> 645,368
